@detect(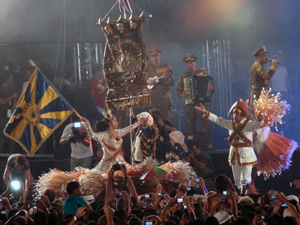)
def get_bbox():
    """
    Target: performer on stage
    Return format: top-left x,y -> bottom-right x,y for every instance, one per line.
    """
147,48 -> 174,121
249,46 -> 278,105
133,112 -> 159,162
165,131 -> 189,162
195,100 -> 263,194
177,54 -> 214,147
81,110 -> 146,172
